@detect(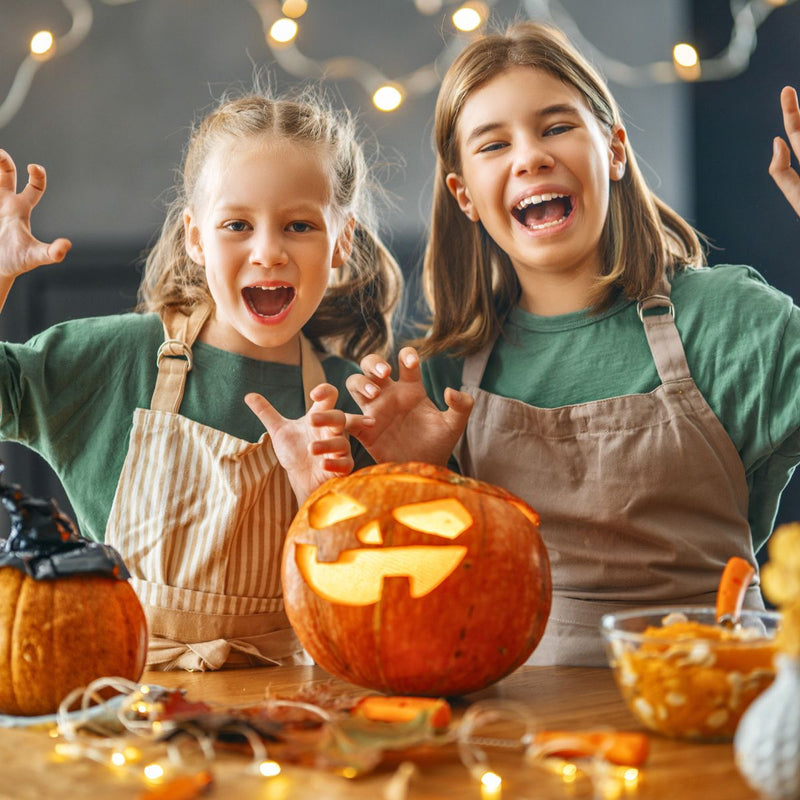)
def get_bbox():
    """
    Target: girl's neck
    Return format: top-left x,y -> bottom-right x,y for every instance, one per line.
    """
516,271 -> 596,316
198,315 -> 302,364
